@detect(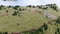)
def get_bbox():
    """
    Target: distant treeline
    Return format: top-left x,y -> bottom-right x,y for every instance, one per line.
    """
0,3 -> 59,11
